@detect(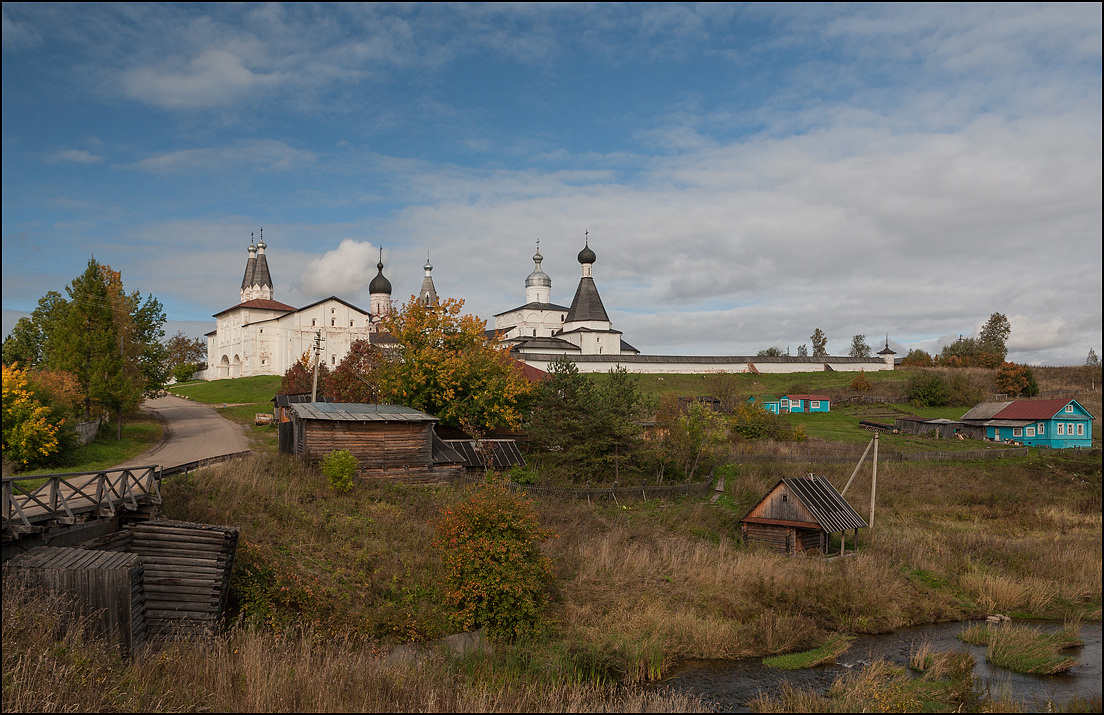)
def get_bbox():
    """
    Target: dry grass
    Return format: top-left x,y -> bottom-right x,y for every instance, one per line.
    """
2,583 -> 702,713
